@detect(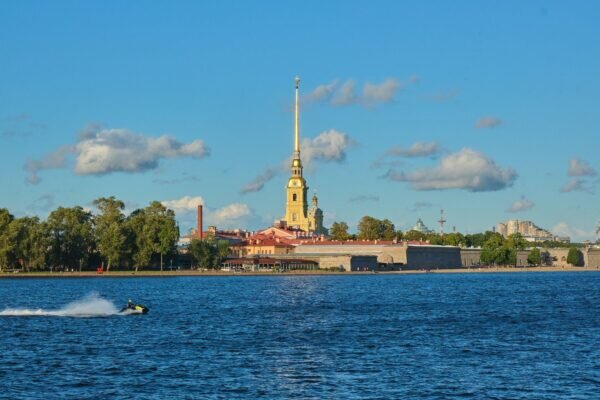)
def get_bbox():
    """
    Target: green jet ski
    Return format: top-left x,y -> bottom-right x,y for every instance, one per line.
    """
120,300 -> 149,314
